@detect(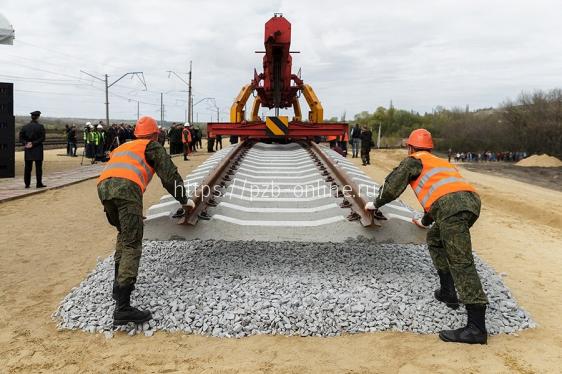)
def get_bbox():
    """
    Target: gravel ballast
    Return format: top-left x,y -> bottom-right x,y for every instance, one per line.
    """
54,240 -> 535,337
